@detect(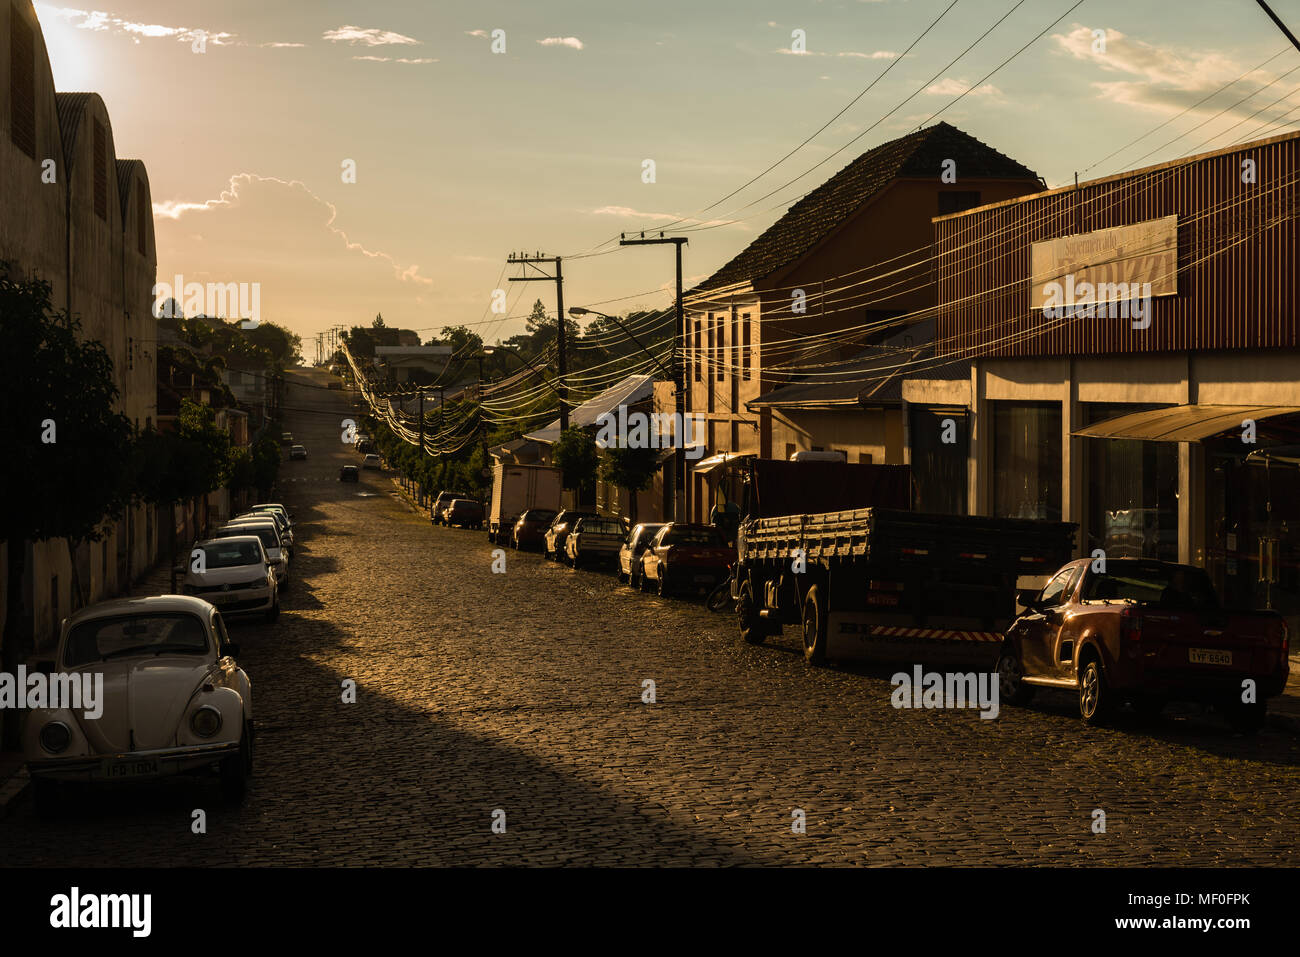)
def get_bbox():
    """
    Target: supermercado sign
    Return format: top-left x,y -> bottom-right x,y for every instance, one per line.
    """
1030,215 -> 1178,311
